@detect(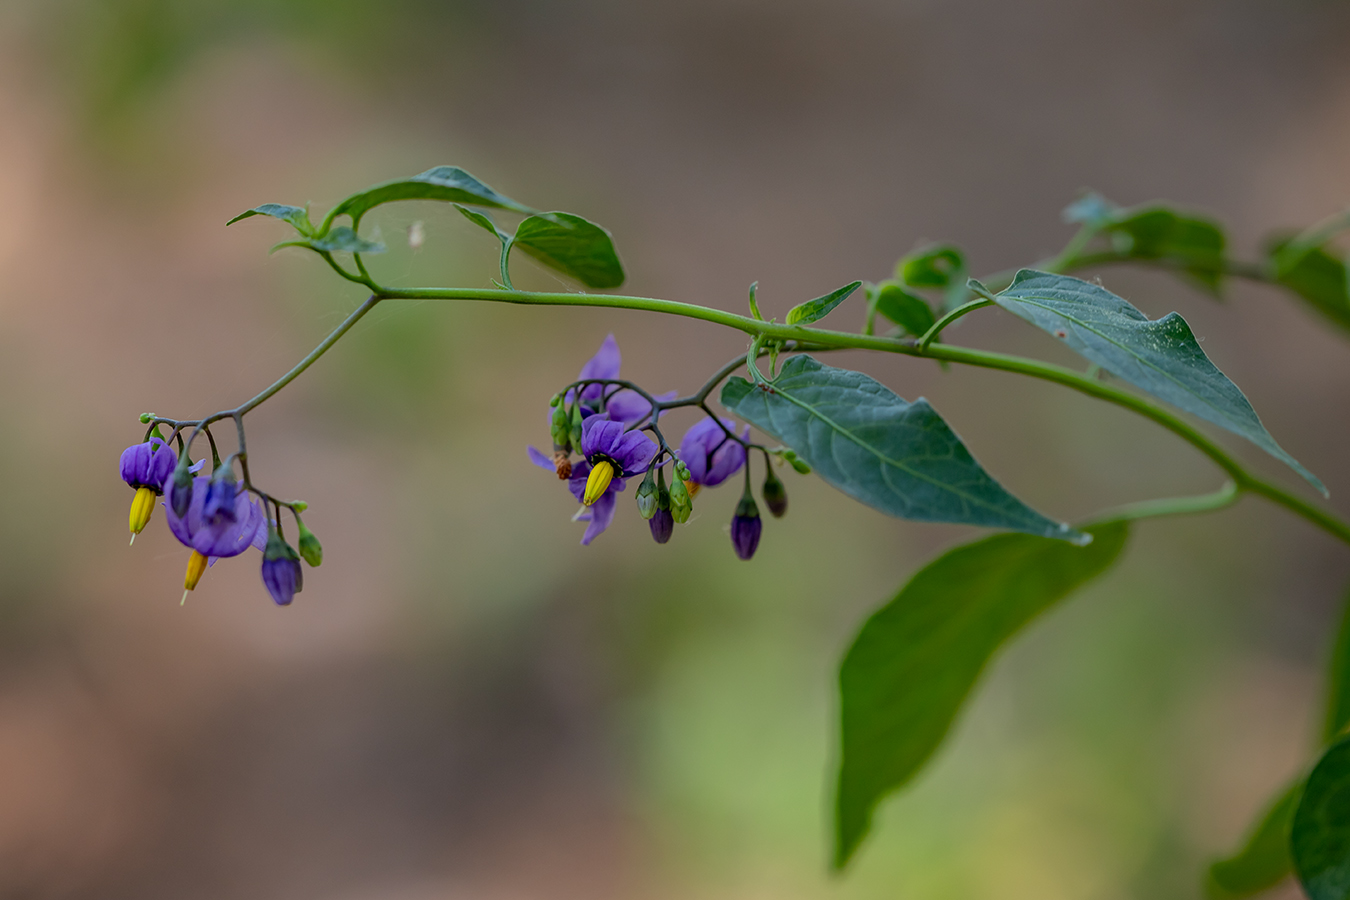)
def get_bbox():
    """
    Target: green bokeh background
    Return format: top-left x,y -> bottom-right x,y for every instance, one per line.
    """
1,0 -> 1348,896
